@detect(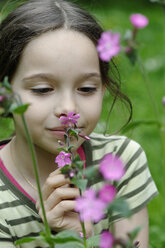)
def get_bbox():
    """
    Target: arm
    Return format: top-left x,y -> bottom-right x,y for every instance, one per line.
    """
114,206 -> 149,248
